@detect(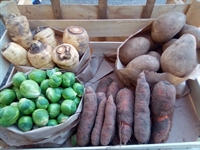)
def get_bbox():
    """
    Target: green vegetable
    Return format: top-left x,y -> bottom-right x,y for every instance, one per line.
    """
11,86 -> 23,101
12,72 -> 27,87
0,104 -> 6,109
57,113 -> 69,124
47,119 -> 58,126
61,100 -> 77,116
18,116 -> 33,132
20,80 -> 41,99
46,87 -> 62,103
70,134 -> 77,146
18,98 -> 36,115
40,79 -> 50,94
0,88 -> 16,105
10,102 -> 19,107
35,96 -> 49,109
0,106 -> 20,127
62,87 -> 77,100
72,82 -> 84,97
32,109 -> 49,127
28,69 -> 47,84
49,72 -> 62,88
46,67 -> 60,78
47,103 -> 61,119
73,97 -> 81,107
62,72 -> 75,87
